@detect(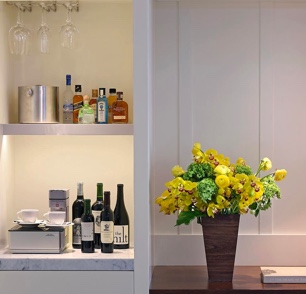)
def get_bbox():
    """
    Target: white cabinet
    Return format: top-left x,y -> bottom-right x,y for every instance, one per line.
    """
0,0 -> 150,293
0,271 -> 134,294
